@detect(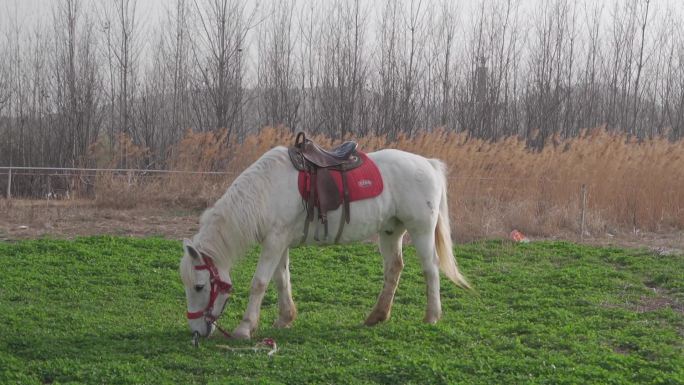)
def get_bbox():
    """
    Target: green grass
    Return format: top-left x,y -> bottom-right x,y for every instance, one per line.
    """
0,237 -> 682,384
